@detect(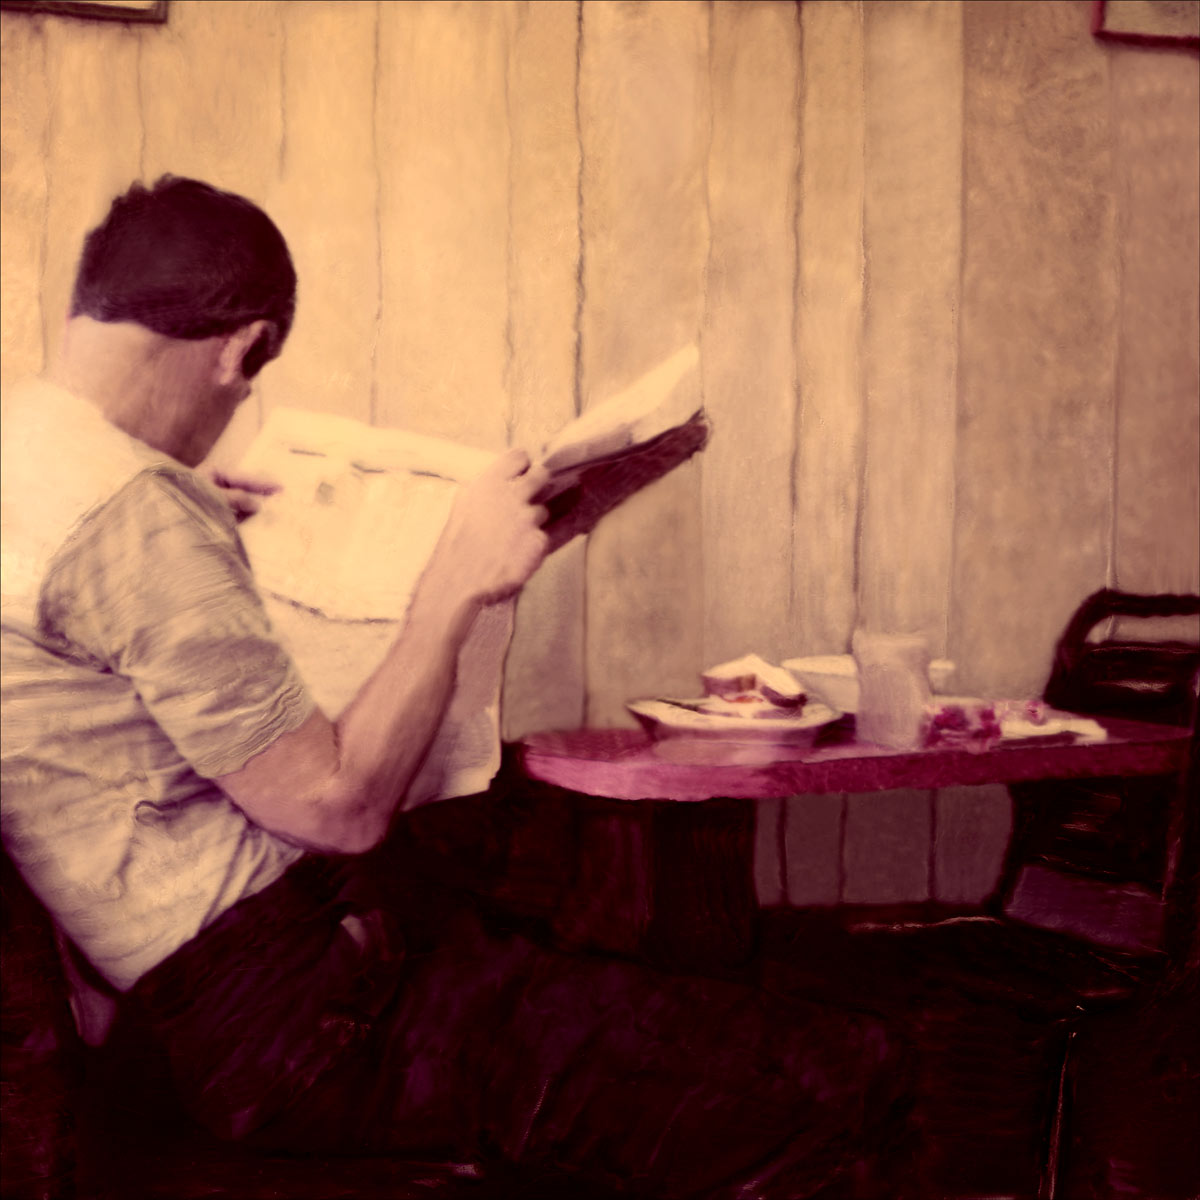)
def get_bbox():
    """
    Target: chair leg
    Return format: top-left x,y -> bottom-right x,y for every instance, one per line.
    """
1039,1026 -> 1074,1200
